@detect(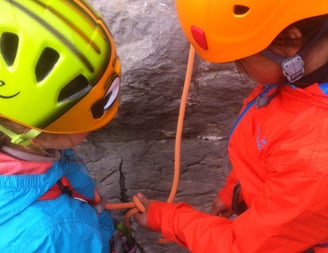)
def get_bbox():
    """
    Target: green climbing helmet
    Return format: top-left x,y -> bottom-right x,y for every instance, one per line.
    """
0,0 -> 121,134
